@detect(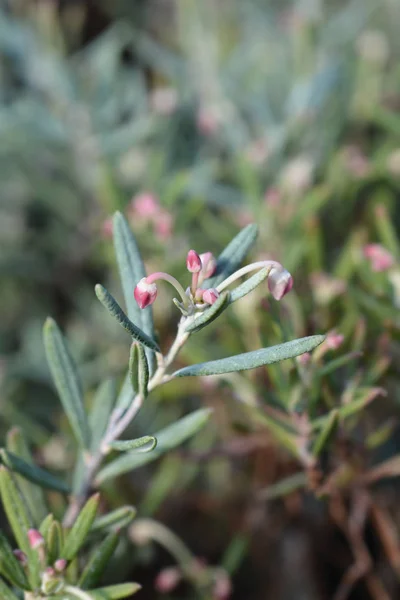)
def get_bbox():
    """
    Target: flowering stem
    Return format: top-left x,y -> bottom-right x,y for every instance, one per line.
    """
216,260 -> 281,292
147,272 -> 189,306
